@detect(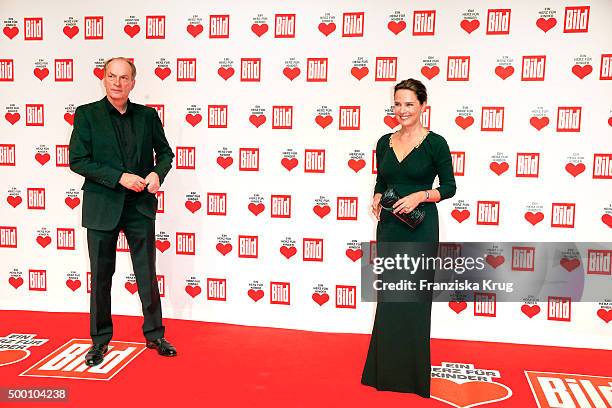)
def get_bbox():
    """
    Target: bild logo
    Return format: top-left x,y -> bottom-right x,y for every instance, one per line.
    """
335,285 -> 356,309
593,154 -> 612,179
375,57 -> 397,81
84,16 -> 103,40
146,15 -> 165,39
447,56 -> 470,81
177,58 -> 196,81
474,292 -> 496,317
270,281 -> 290,305
0,59 -> 14,81
339,106 -> 360,130
21,339 -> 146,380
275,14 -> 295,38
0,144 -> 16,166
271,195 -> 291,218
548,296 -> 571,321
176,232 -> 195,255
451,151 -> 465,176
29,269 -> 46,291
272,106 -> 293,129
413,10 -> 435,36
208,105 -> 227,128
516,153 -> 540,178
26,104 -> 44,126
521,55 -> 546,81
307,58 -> 328,82
303,238 -> 323,262
487,9 -> 511,35
207,278 -> 226,301
556,107 -> 581,132
209,15 -> 229,38
239,148 -> 259,171
477,201 -> 500,226
176,146 -> 196,169
481,107 -> 504,131
511,246 -> 535,272
551,203 -> 575,228
24,17 -> 43,41
526,371 -> 612,408
54,59 -> 73,82
304,149 -> 325,173
342,12 -> 364,37
239,235 -> 258,258
207,193 -> 226,216
27,188 -> 45,210
0,226 -> 17,248
564,6 -> 590,33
